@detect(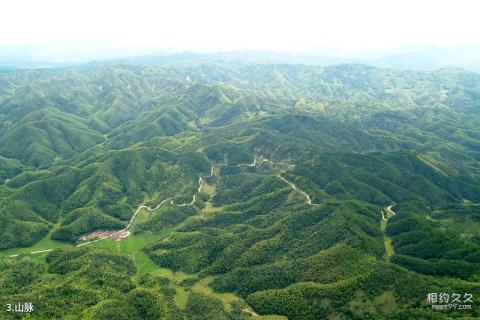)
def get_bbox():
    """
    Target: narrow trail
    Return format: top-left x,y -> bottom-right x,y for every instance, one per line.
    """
380,204 -> 397,260
231,154 -> 292,168
77,197 -> 173,248
171,194 -> 196,207
235,156 -> 257,167
7,165 -> 216,258
381,204 -> 397,221
381,210 -> 388,221
277,174 -> 318,206
8,197 -> 173,257
6,156 -> 301,258
170,165 -> 214,207
386,205 -> 396,216
198,176 -> 203,193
